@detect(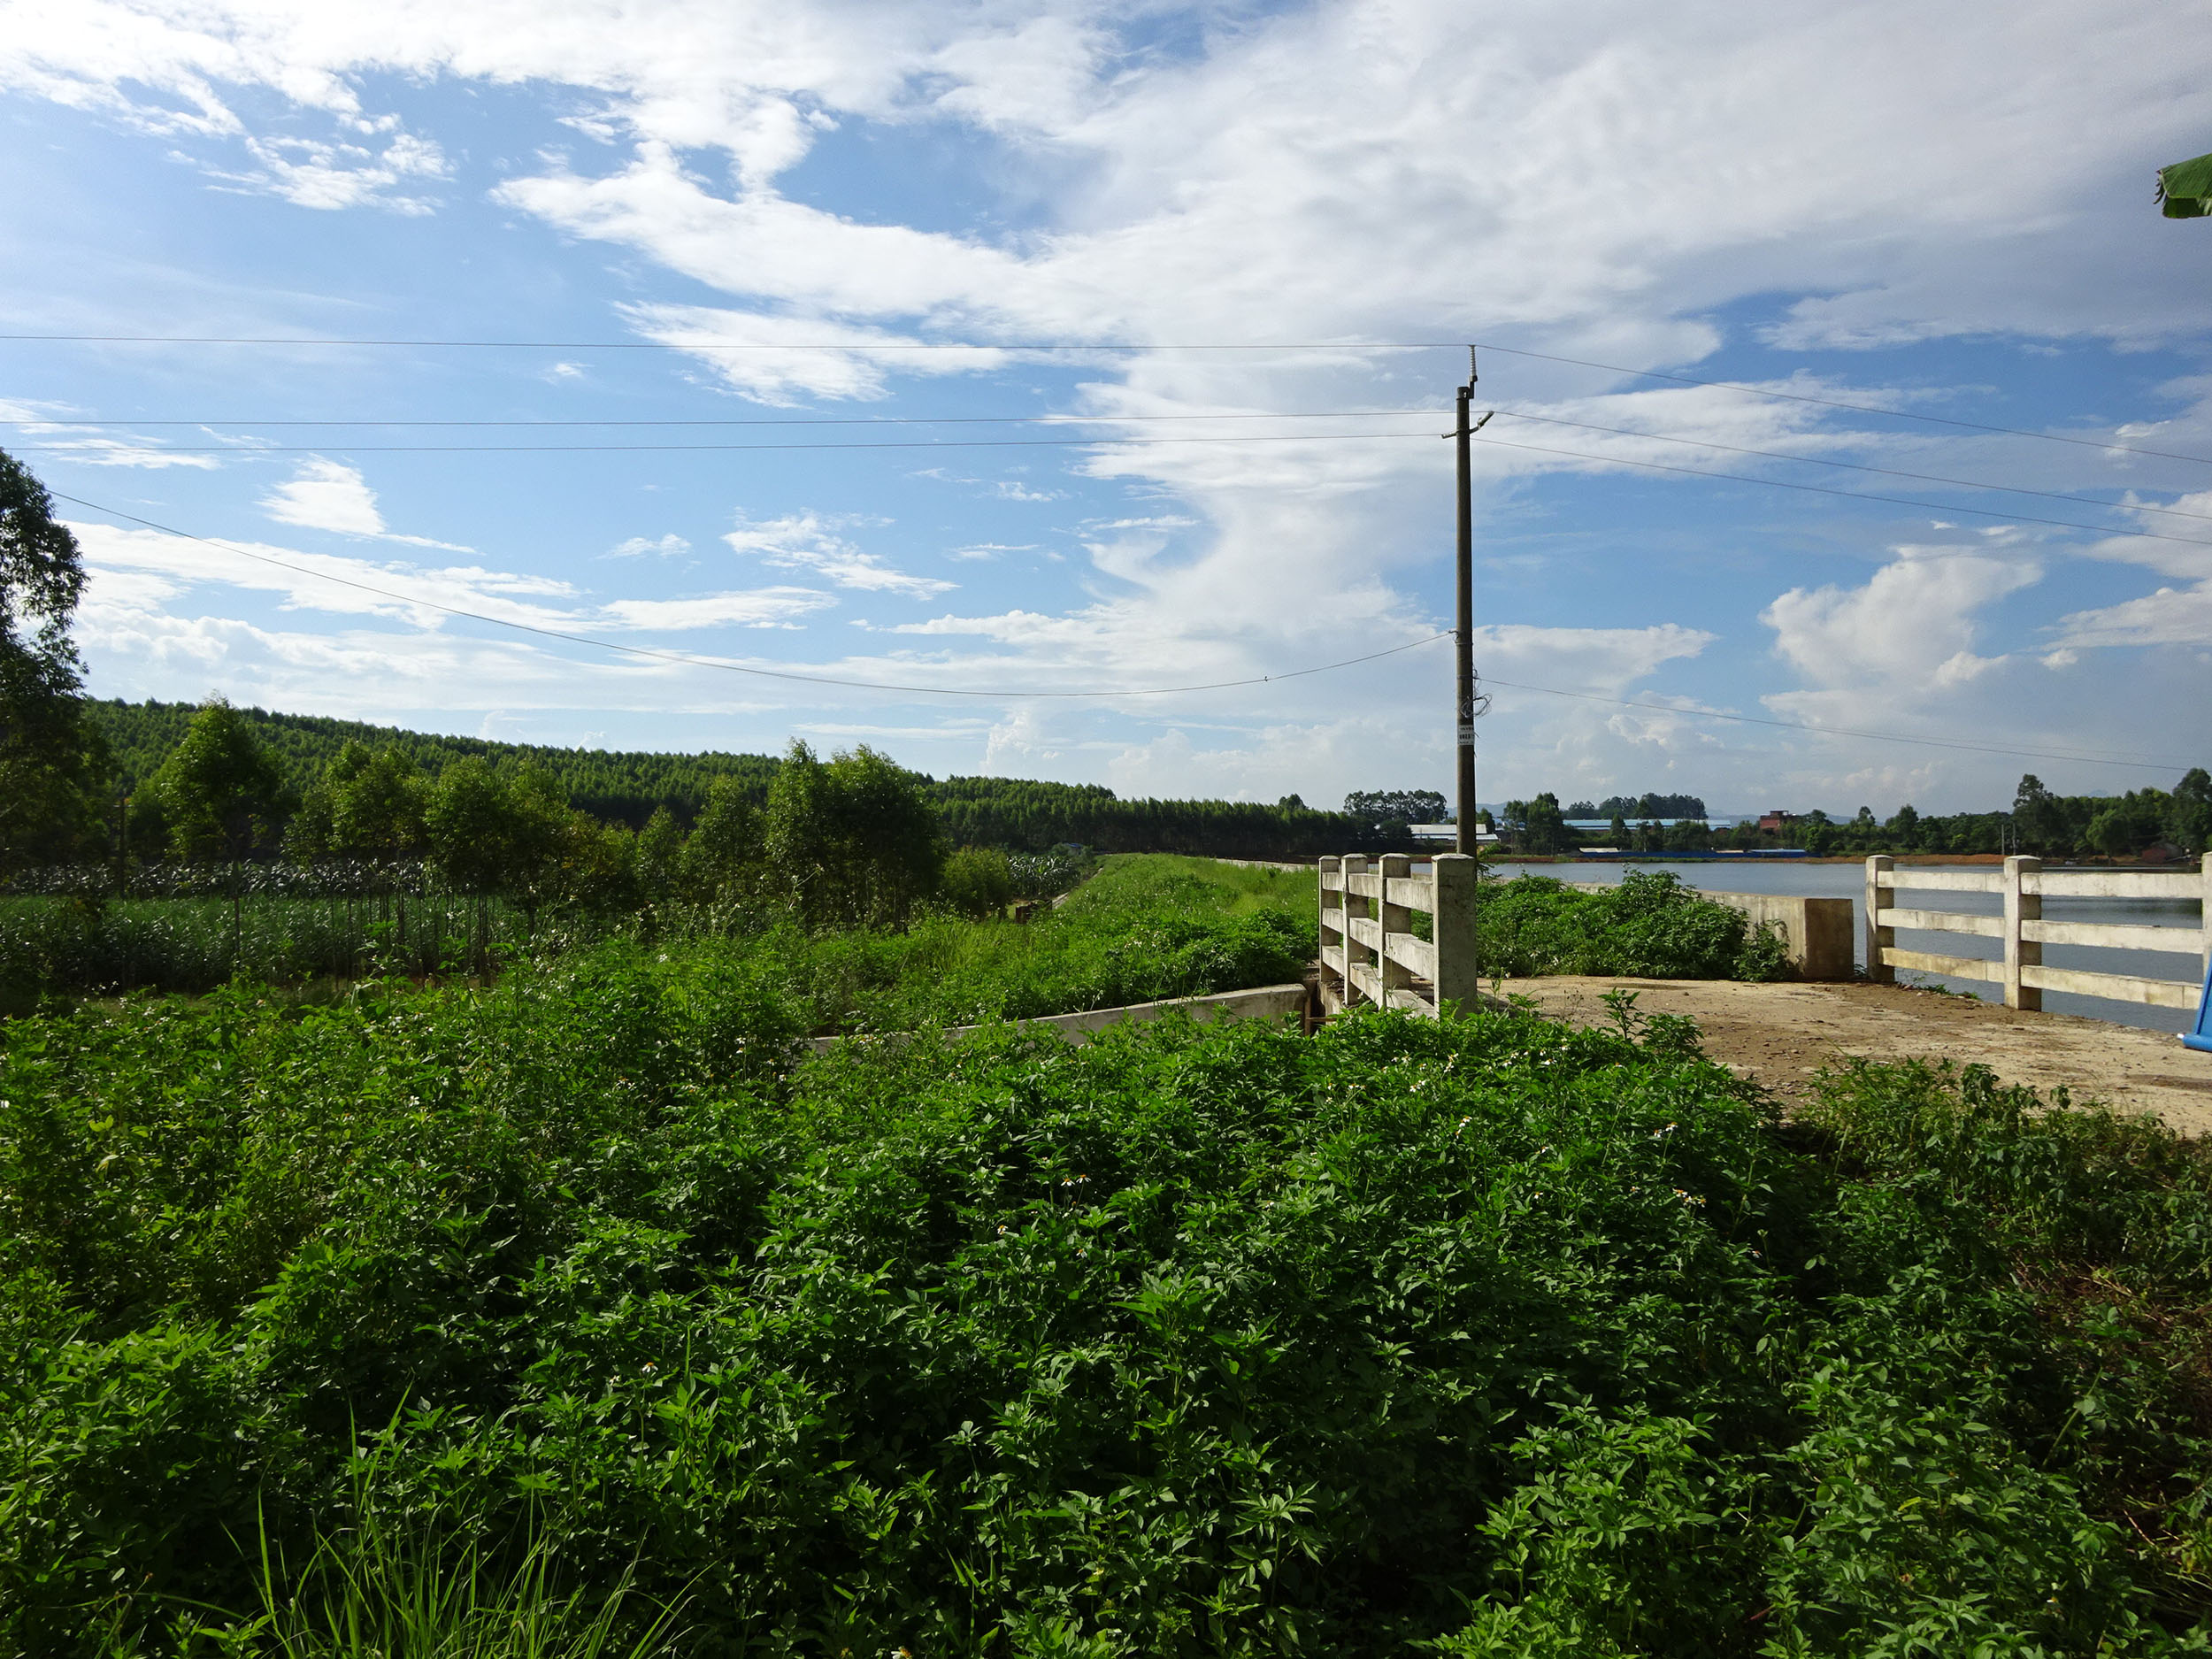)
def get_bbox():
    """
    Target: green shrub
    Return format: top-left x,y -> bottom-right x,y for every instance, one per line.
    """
942,846 -> 1017,917
1477,869 -> 1791,980
5,966 -> 2209,1655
